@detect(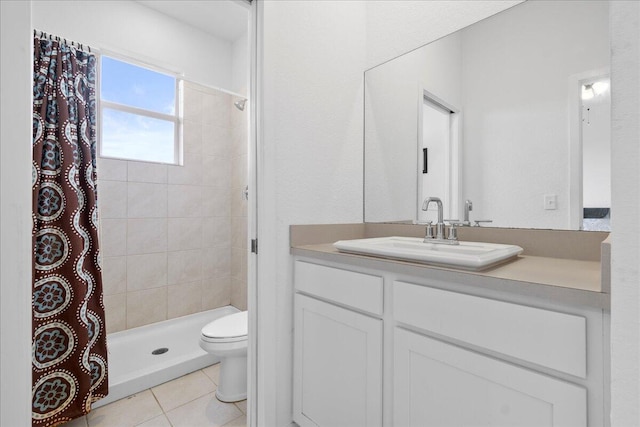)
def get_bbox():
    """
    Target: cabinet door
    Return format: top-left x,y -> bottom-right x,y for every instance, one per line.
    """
394,328 -> 586,427
294,294 -> 383,427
